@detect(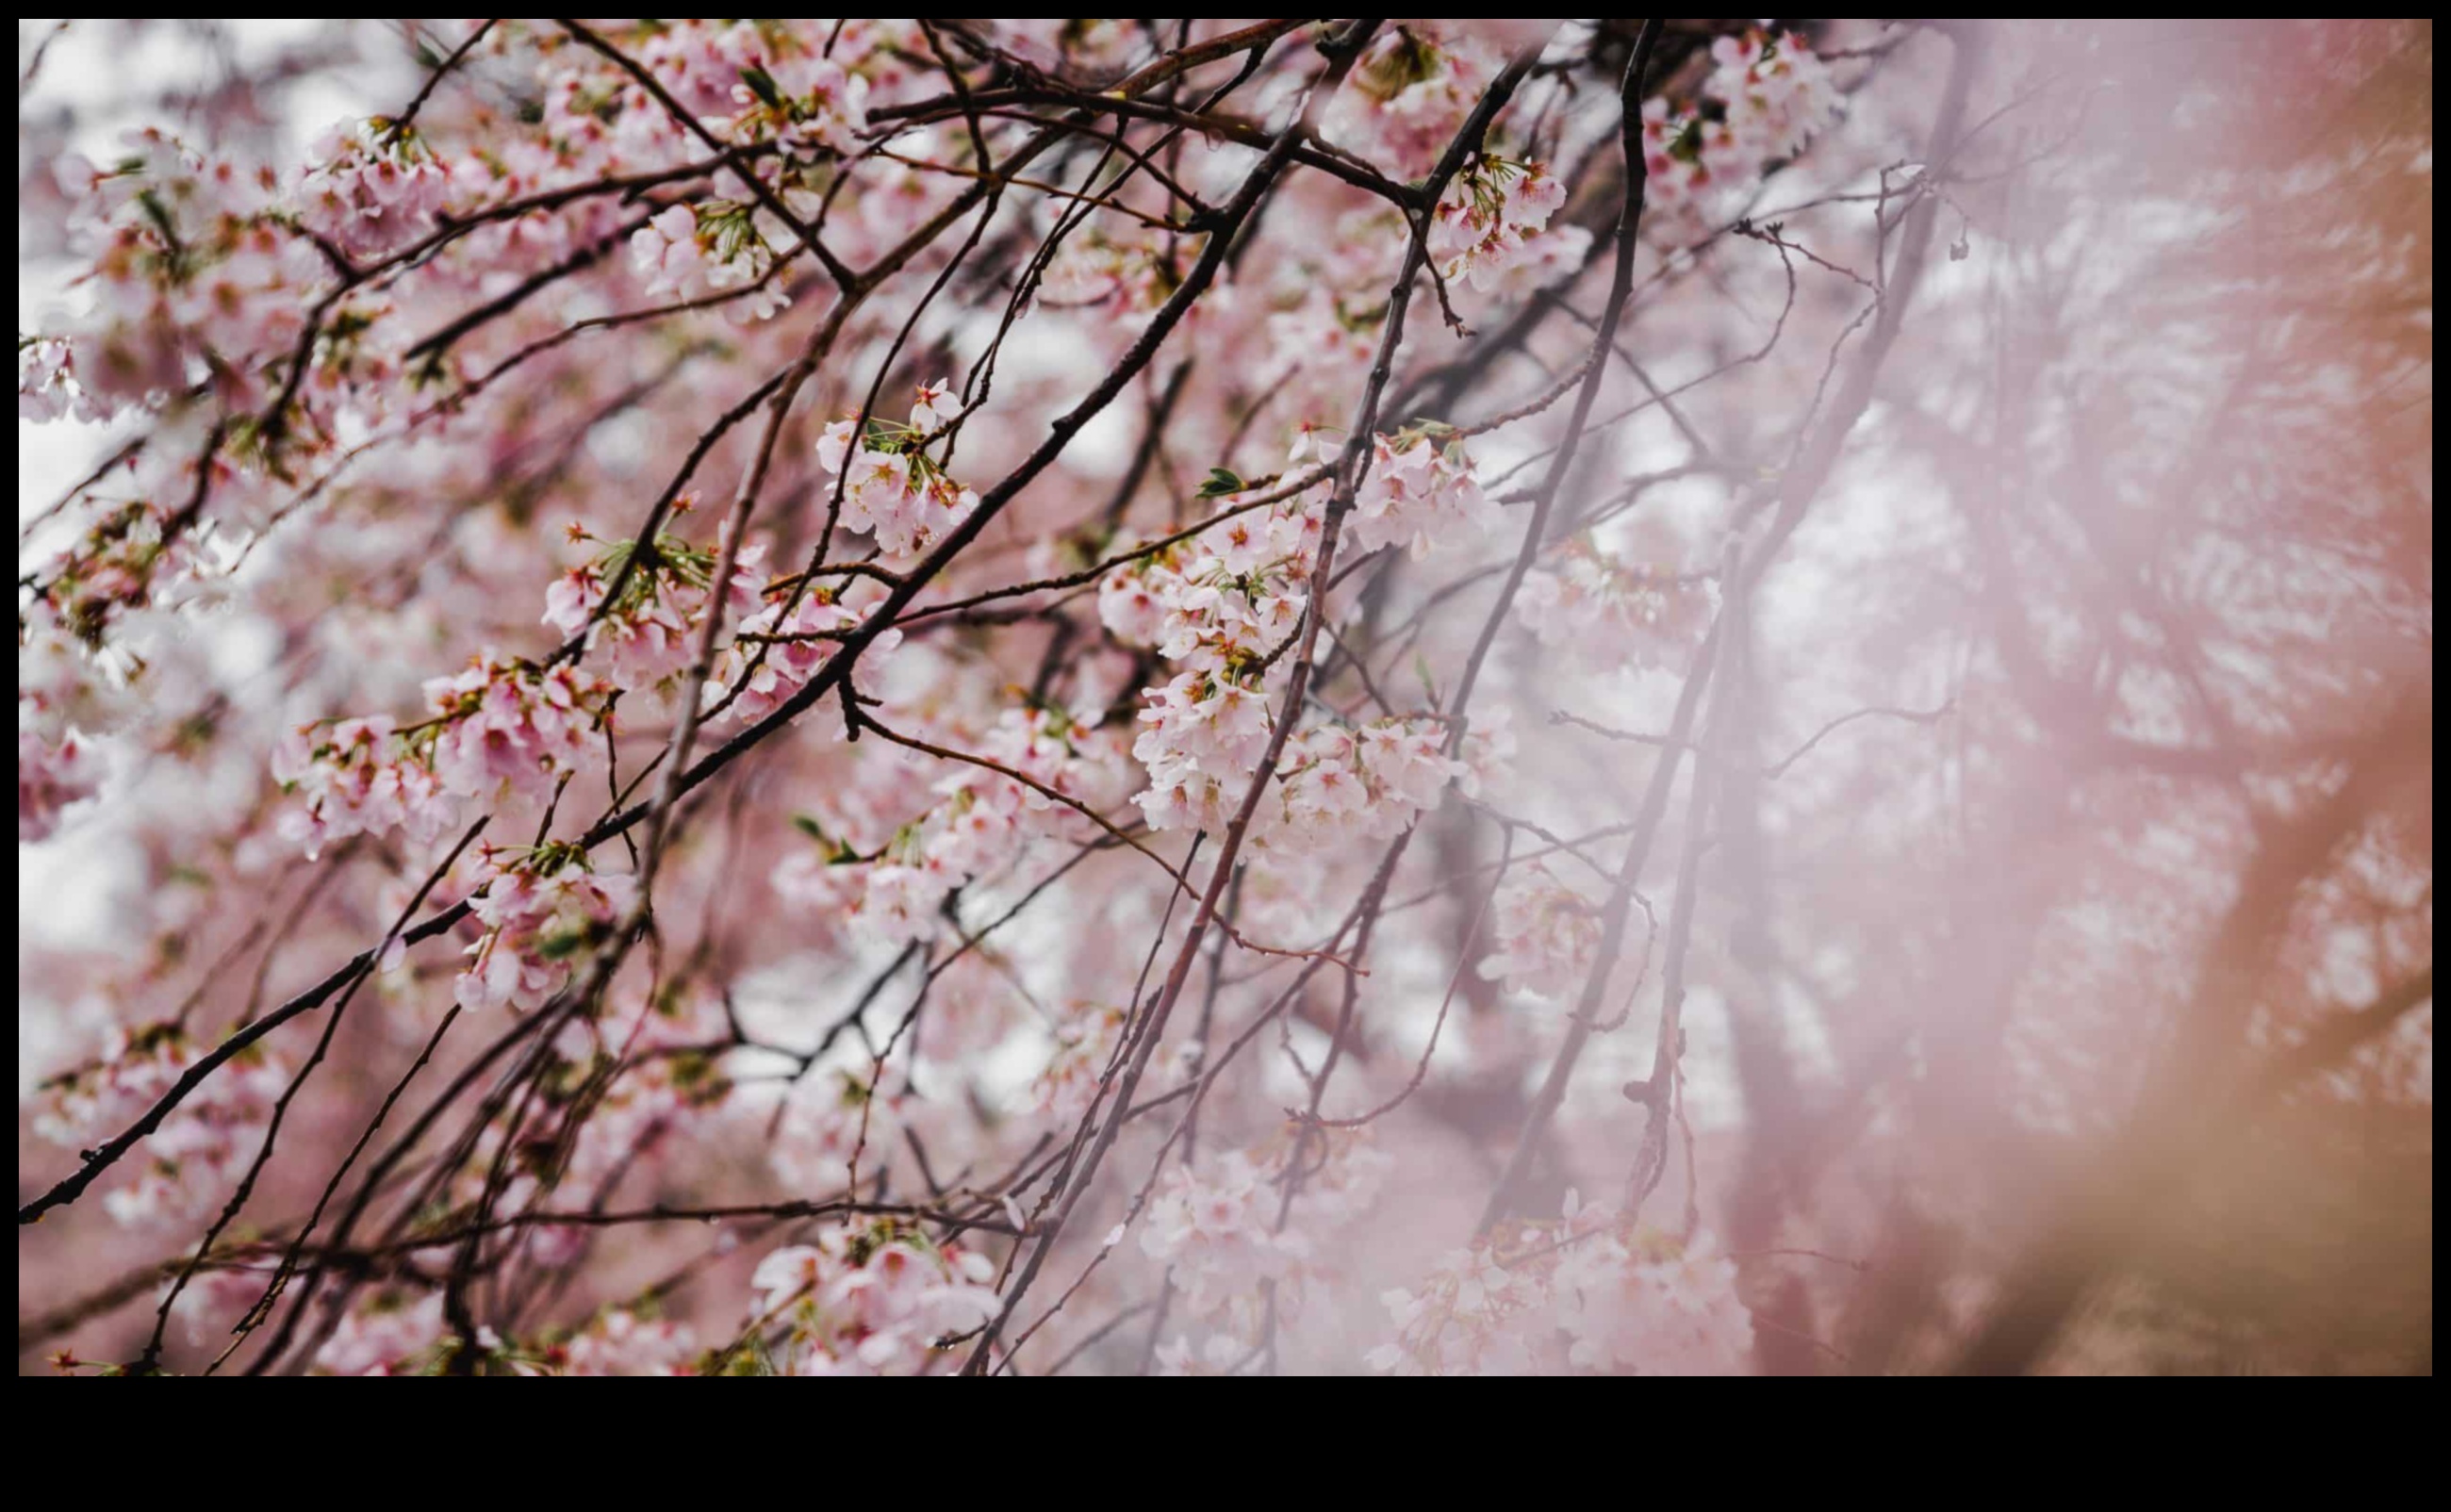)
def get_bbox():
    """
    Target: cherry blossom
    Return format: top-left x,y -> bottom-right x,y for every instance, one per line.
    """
1516,534 -> 1715,670
20,18 -> 2423,1382
316,1290 -> 452,1375
1368,1202 -> 1752,1376
1323,25 -> 1505,178
32,1020 -> 288,1229
20,726 -> 103,842
1477,865 -> 1604,999
628,201 -> 793,323
1139,1127 -> 1391,1324
554,1306 -> 700,1376
1424,156 -> 1573,294
1348,422 -> 1497,561
297,118 -> 452,261
748,1220 -> 1000,1375
814,386 -> 984,558
455,852 -> 638,1012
